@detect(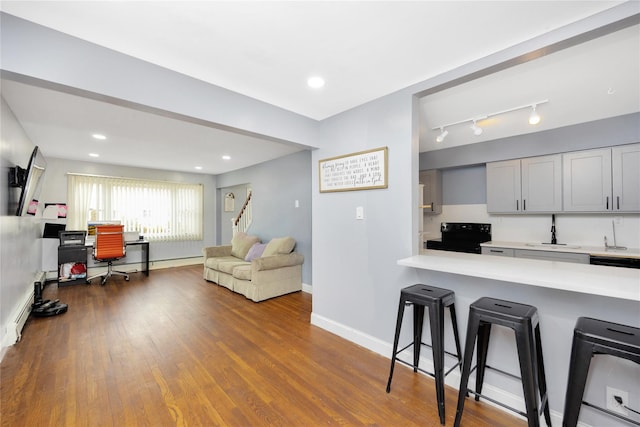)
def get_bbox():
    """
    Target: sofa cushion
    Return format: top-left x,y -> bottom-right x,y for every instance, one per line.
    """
262,237 -> 296,257
218,260 -> 250,274
205,256 -> 240,270
230,232 -> 260,259
232,264 -> 252,281
244,243 -> 267,261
